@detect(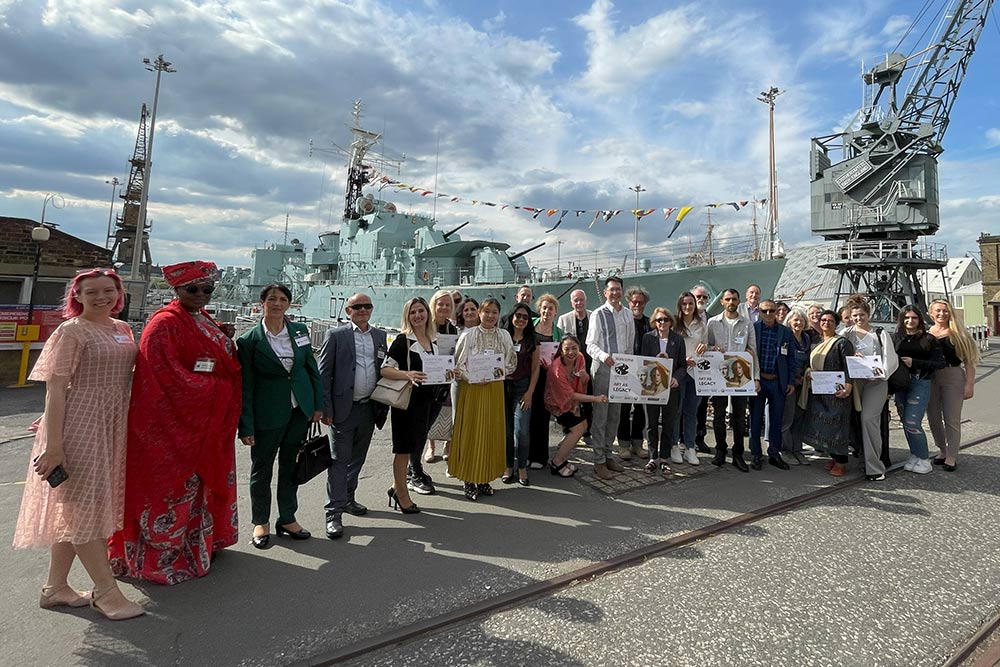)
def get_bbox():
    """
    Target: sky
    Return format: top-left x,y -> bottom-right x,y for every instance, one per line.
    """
1,0 -> 998,272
